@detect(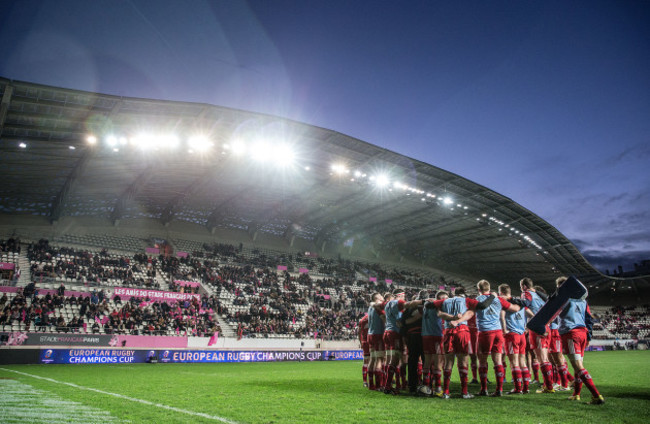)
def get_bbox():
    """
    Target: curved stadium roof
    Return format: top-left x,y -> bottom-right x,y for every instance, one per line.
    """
0,77 -> 644,295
